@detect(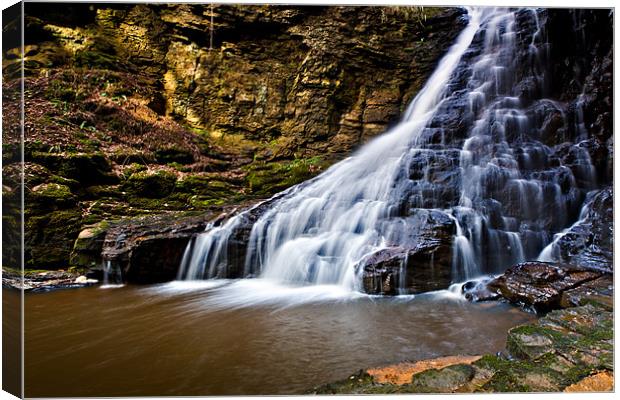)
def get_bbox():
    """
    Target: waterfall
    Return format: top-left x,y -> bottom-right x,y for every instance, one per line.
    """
101,260 -> 124,288
177,7 -> 597,292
